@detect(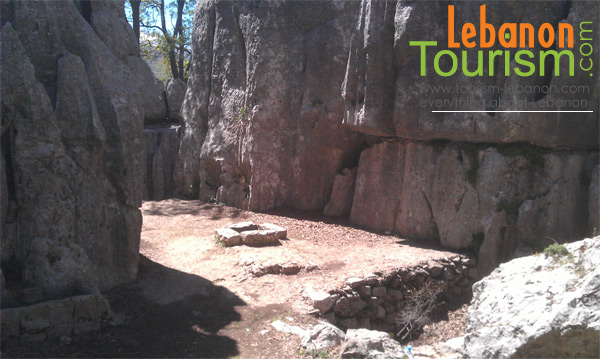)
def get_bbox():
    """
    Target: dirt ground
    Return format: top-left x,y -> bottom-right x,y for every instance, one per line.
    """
2,200 -> 469,358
